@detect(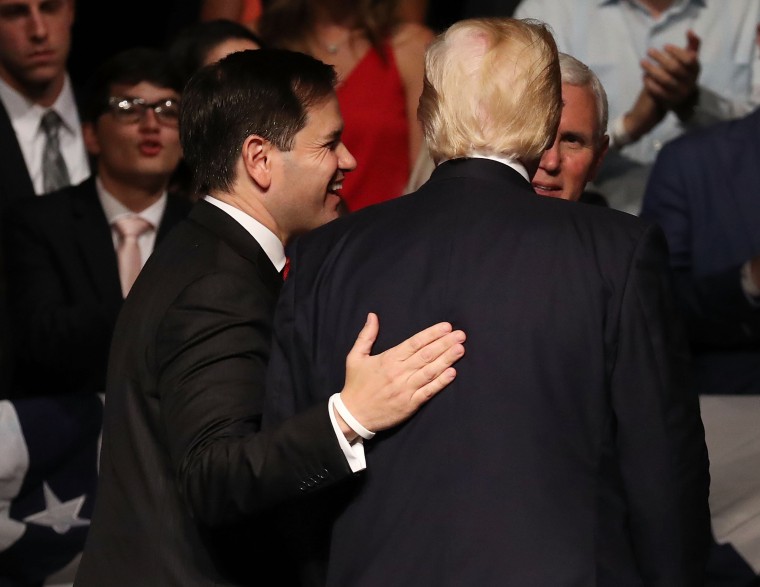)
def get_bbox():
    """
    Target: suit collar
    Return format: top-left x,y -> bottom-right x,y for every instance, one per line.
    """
428,157 -> 533,191
189,199 -> 282,290
69,177 -> 123,302
203,195 -> 286,272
